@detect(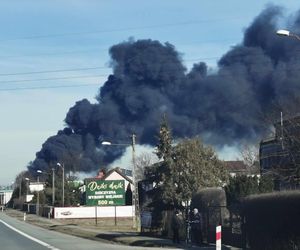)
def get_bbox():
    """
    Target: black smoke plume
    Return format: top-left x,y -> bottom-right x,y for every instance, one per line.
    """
29,5 -> 300,174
